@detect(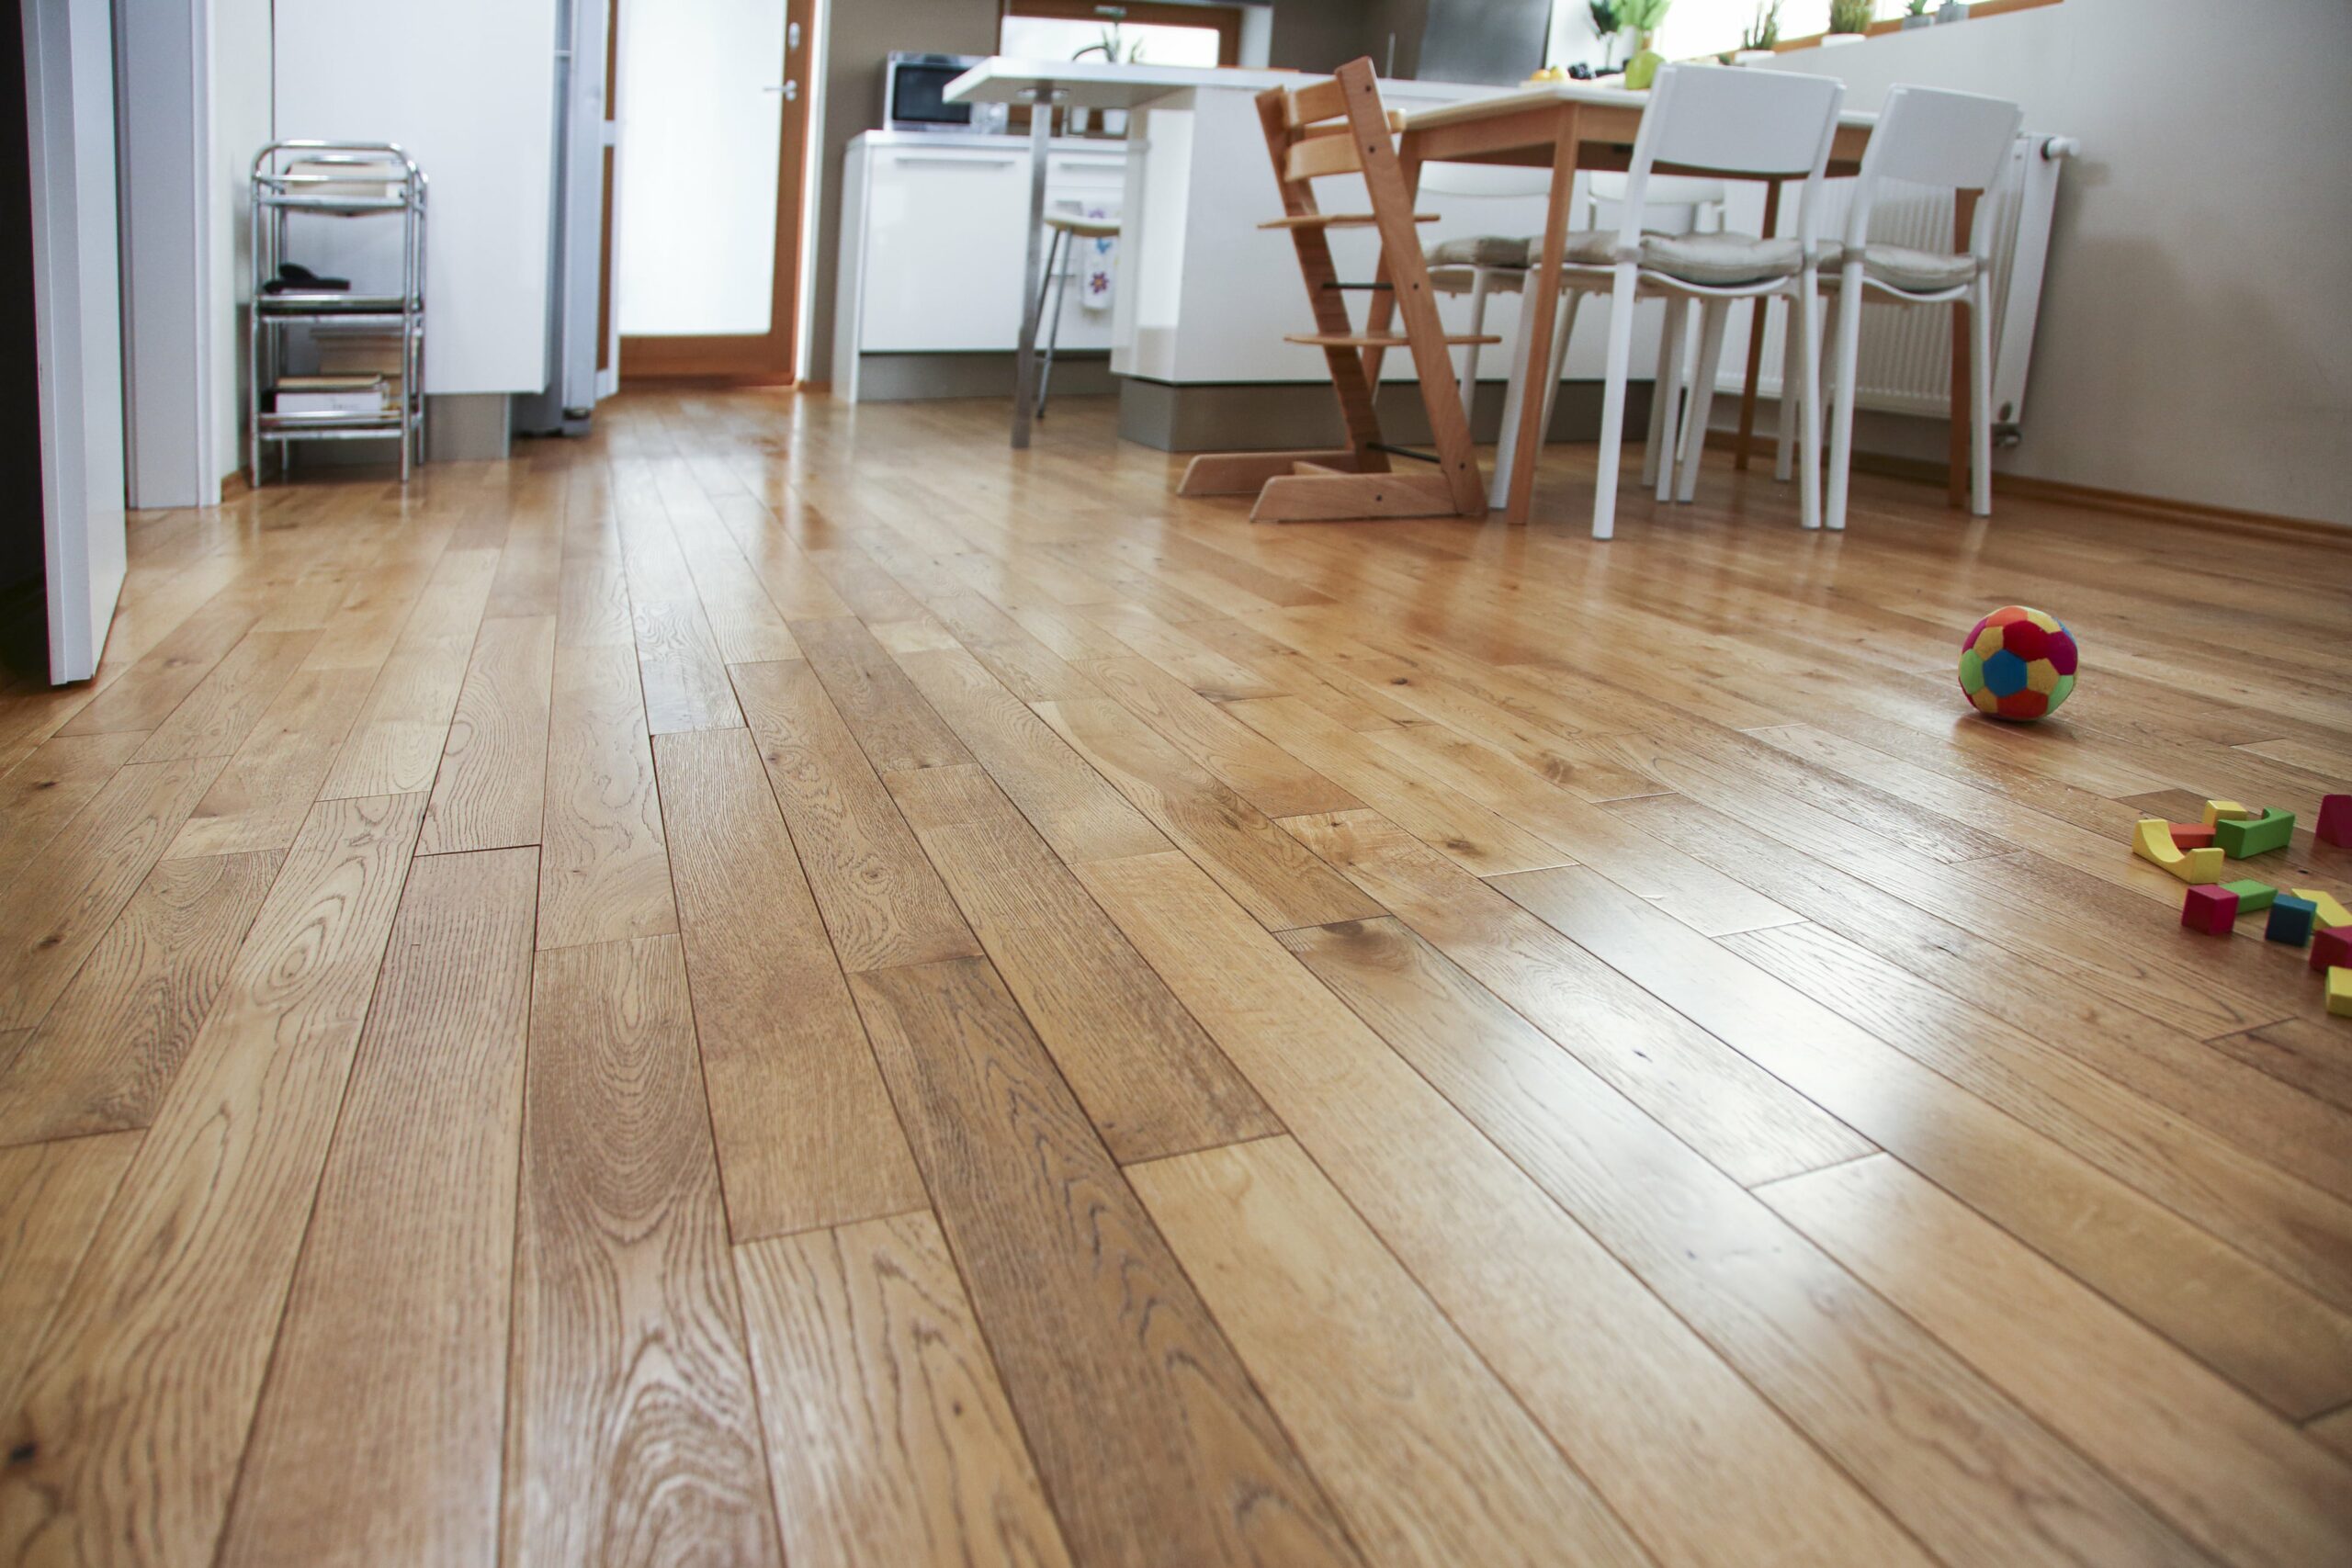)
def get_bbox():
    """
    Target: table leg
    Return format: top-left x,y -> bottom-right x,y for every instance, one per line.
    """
1504,110 -> 1580,526
1011,87 -> 1057,449
1735,179 -> 1781,471
1947,188 -> 1980,506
